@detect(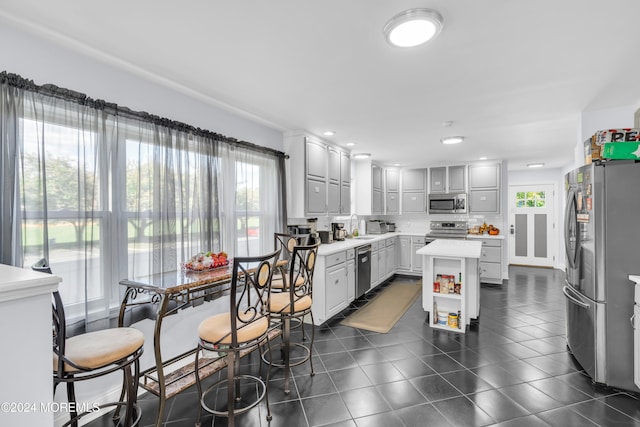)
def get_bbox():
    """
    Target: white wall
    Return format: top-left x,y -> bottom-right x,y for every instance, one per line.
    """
0,21 -> 284,152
